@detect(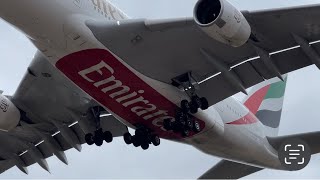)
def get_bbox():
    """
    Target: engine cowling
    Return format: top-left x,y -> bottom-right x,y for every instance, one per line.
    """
194,0 -> 251,47
0,94 -> 20,131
